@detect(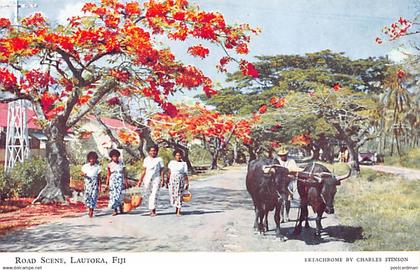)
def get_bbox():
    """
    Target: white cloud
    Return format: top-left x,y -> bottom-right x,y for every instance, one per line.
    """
57,1 -> 85,25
